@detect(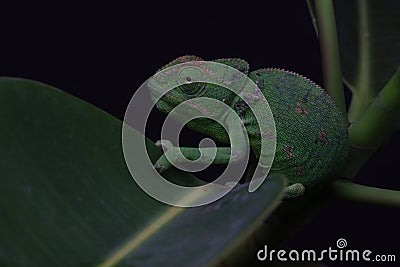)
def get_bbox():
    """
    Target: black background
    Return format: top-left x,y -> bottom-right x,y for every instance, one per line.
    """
1,1 -> 399,266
